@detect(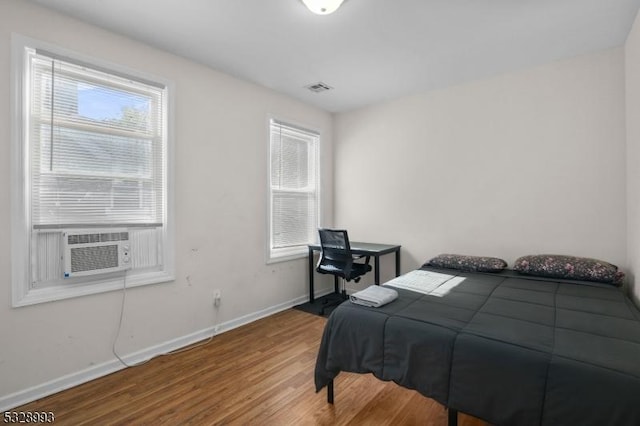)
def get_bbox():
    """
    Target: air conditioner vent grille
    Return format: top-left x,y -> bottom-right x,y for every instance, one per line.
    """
305,82 -> 333,93
70,245 -> 119,273
67,231 -> 129,245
